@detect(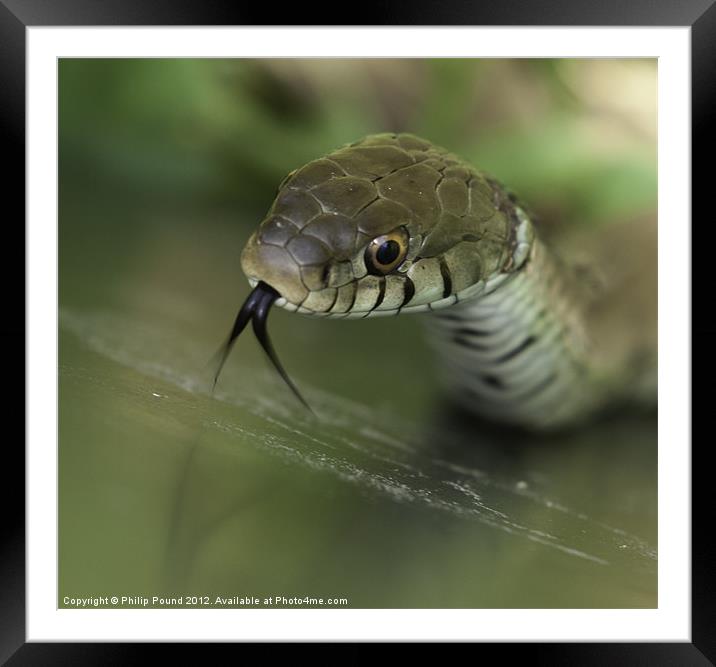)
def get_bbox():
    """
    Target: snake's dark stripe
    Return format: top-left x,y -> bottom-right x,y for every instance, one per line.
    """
344,280 -> 358,313
453,335 -> 489,351
454,327 -> 491,337
438,257 -> 453,299
493,335 -> 537,364
362,277 -> 387,318
401,276 -> 416,308
374,277 -> 387,309
481,374 -> 504,389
